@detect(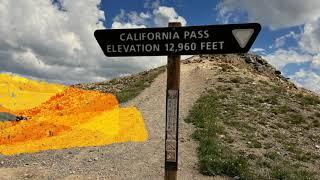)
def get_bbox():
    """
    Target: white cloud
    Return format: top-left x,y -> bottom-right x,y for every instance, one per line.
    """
262,19 -> 320,94
264,18 -> 320,71
216,0 -> 320,29
251,48 -> 266,54
144,0 -> 160,9
217,0 -> 320,93
0,0 -> 109,84
289,70 -> 320,93
312,54 -> 320,69
0,0 -> 187,84
111,22 -> 146,29
112,5 -> 187,28
269,31 -> 300,49
108,5 -> 187,79
112,9 -> 151,28
153,6 -> 186,27
263,49 -> 312,70
299,18 -> 320,54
